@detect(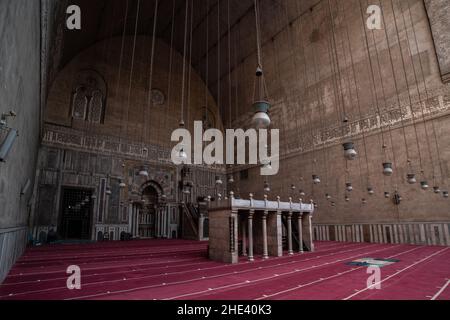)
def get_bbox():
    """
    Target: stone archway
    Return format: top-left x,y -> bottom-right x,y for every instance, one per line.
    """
139,180 -> 164,201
